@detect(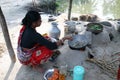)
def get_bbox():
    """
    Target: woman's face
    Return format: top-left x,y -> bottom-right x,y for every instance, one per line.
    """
36,19 -> 42,27
32,18 -> 42,28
